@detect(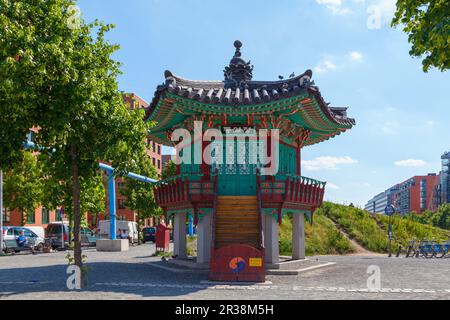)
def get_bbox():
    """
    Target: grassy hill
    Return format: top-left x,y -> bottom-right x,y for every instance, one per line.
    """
279,202 -> 450,256
279,213 -> 354,256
